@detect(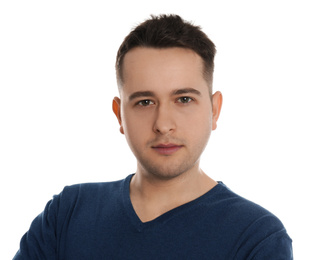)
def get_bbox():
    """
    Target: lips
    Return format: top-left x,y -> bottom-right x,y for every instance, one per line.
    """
152,143 -> 183,155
